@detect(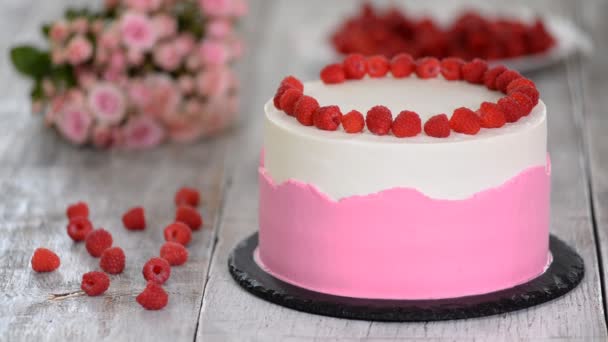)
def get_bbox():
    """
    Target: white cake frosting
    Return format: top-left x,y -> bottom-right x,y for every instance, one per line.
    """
264,77 -> 547,200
